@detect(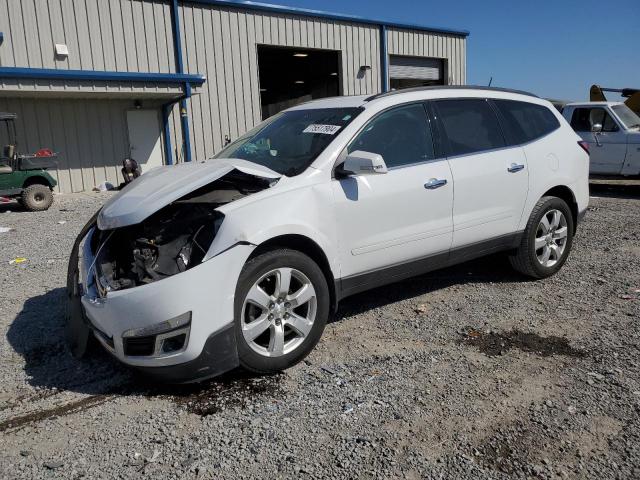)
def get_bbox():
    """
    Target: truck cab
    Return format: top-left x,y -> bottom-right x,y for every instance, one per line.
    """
562,102 -> 640,176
